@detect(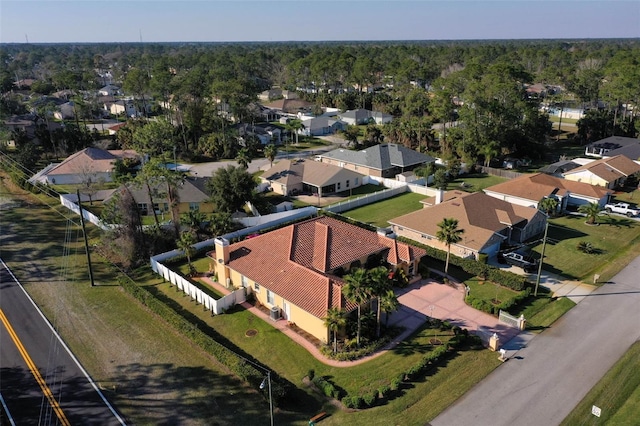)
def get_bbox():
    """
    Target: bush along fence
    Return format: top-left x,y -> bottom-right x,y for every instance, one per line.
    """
399,236 -> 528,291
466,287 -> 532,316
116,274 -> 292,405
